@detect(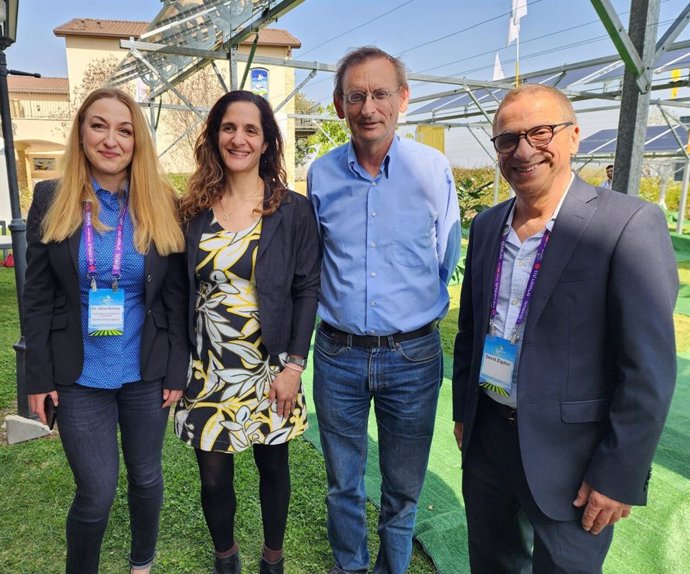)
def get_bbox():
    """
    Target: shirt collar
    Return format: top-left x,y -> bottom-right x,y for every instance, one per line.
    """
346,135 -> 397,180
91,177 -> 129,209
504,171 -> 575,233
